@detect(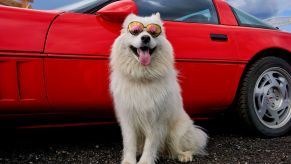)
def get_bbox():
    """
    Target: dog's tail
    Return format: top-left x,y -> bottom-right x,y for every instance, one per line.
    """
192,125 -> 209,155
